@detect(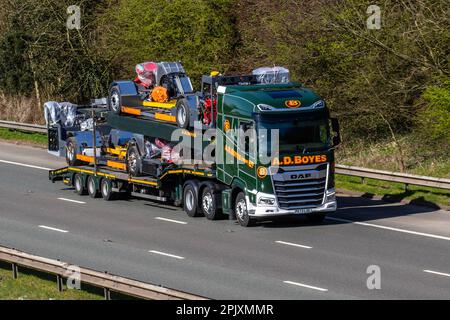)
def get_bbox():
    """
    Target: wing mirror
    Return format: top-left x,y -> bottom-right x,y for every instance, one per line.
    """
331,118 -> 341,147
